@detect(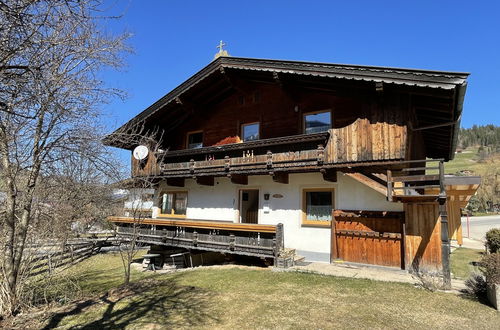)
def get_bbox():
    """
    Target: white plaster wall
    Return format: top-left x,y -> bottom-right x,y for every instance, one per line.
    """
124,188 -> 154,210
154,172 -> 403,262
